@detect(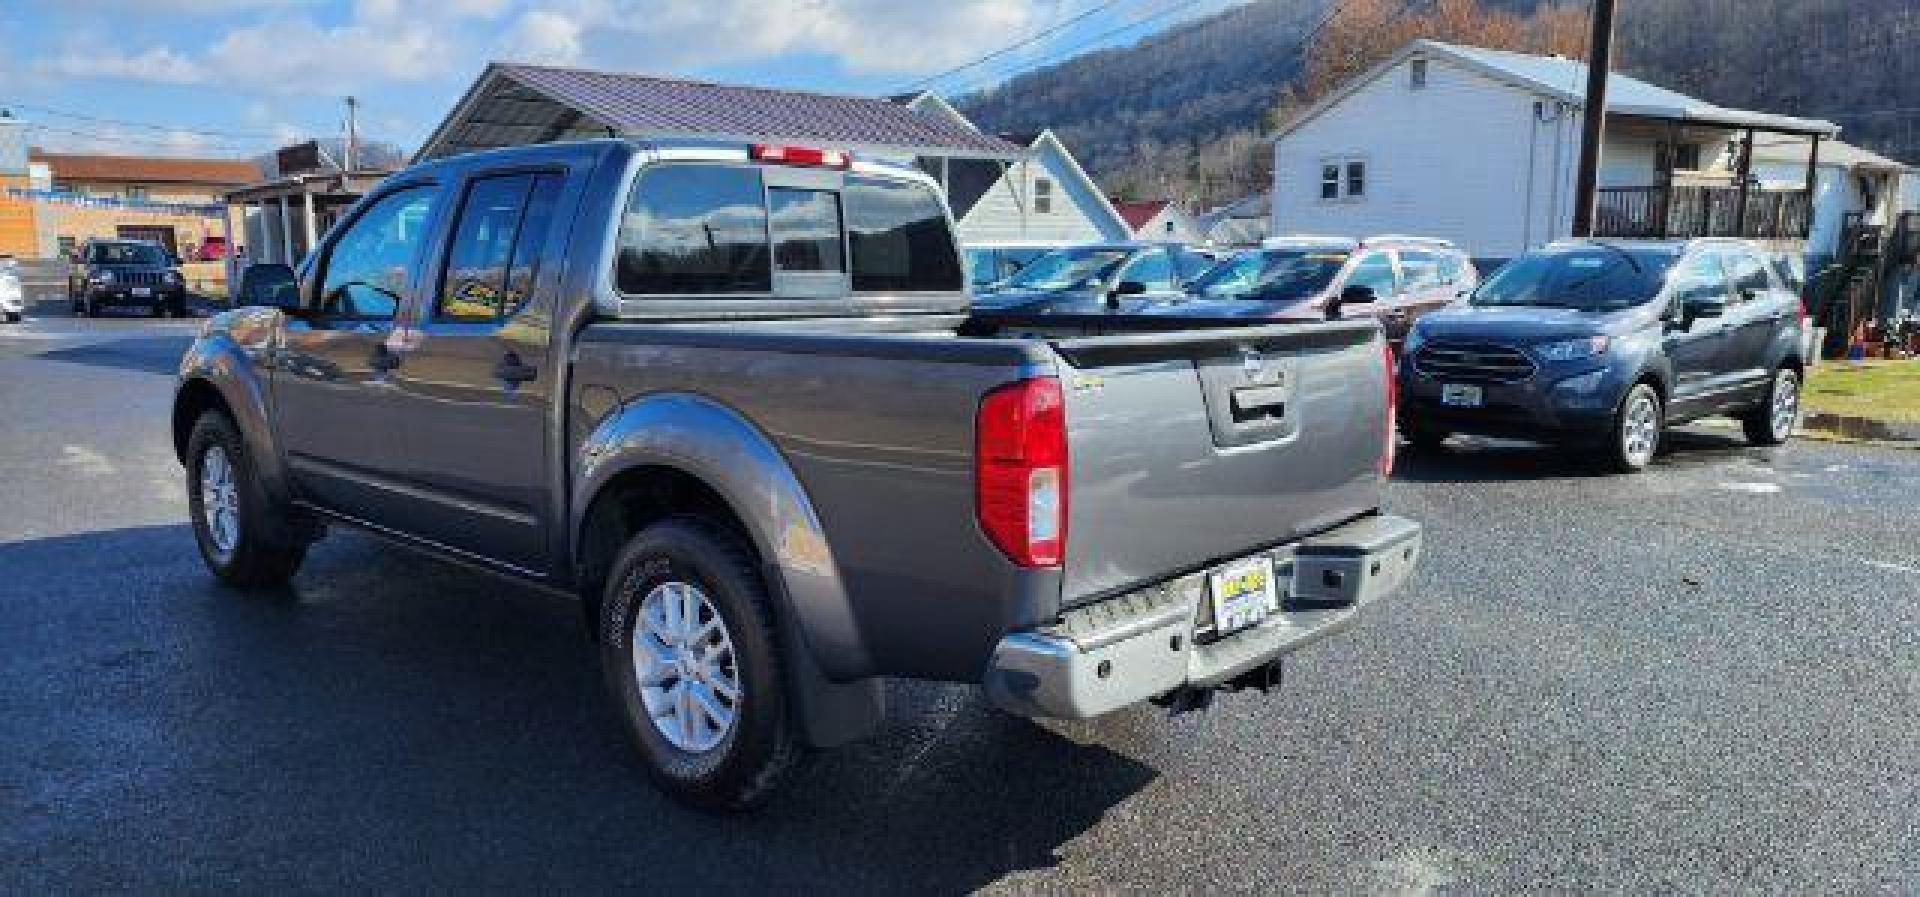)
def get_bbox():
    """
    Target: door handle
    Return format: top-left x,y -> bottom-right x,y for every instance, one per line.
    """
368,345 -> 402,372
494,353 -> 538,385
